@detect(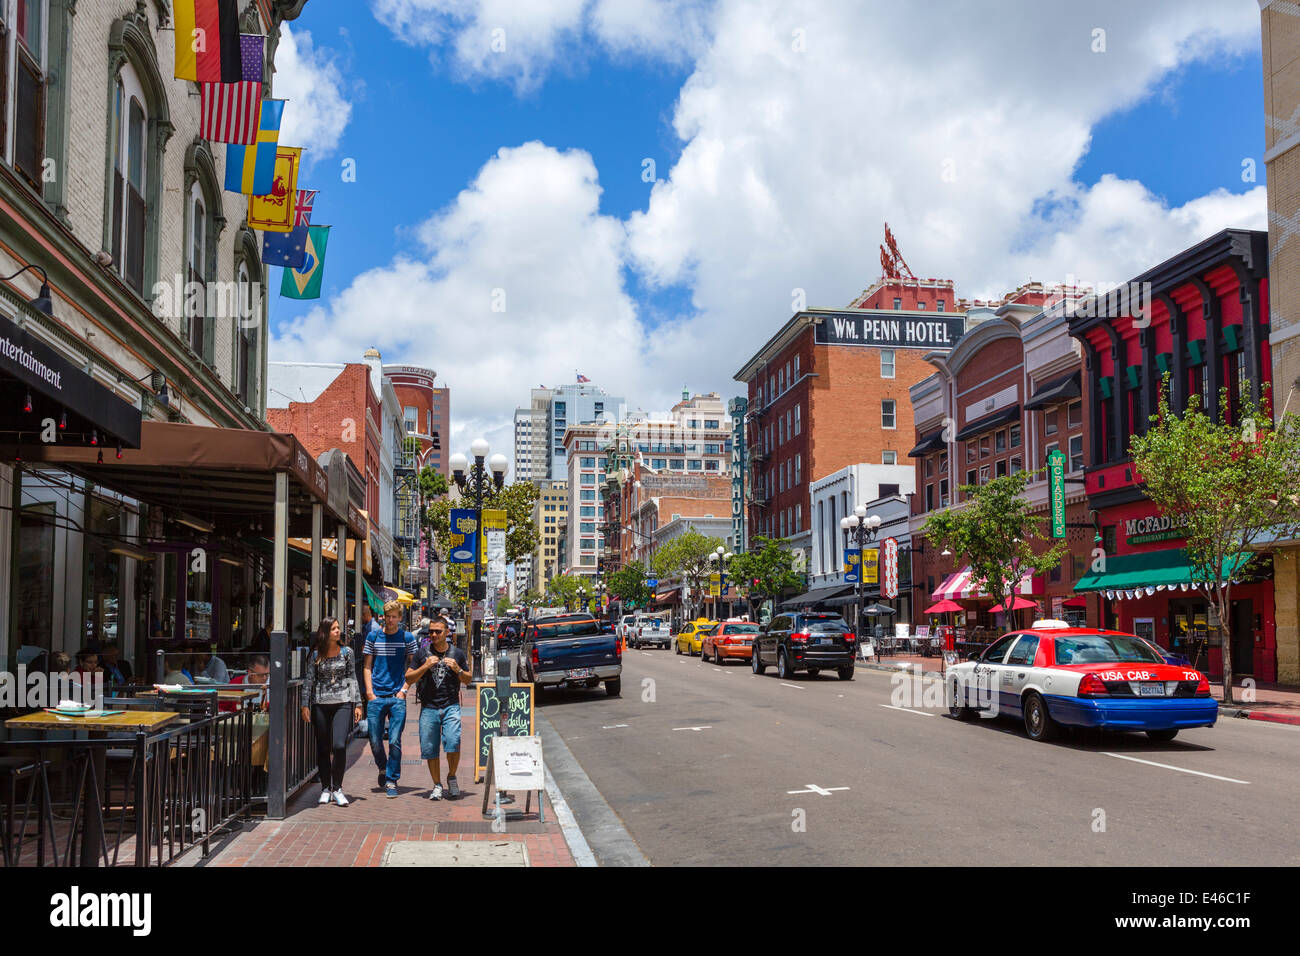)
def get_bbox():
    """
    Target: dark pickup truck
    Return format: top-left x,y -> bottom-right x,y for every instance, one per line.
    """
516,613 -> 623,696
